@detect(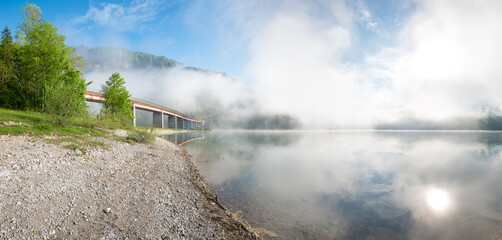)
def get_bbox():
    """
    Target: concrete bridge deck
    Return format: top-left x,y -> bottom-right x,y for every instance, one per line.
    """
85,90 -> 204,130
